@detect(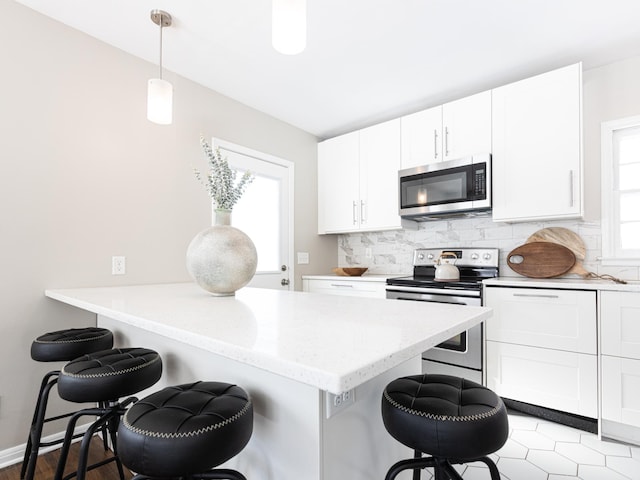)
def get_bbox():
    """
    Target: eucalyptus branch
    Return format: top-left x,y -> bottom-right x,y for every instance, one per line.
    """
194,136 -> 254,210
